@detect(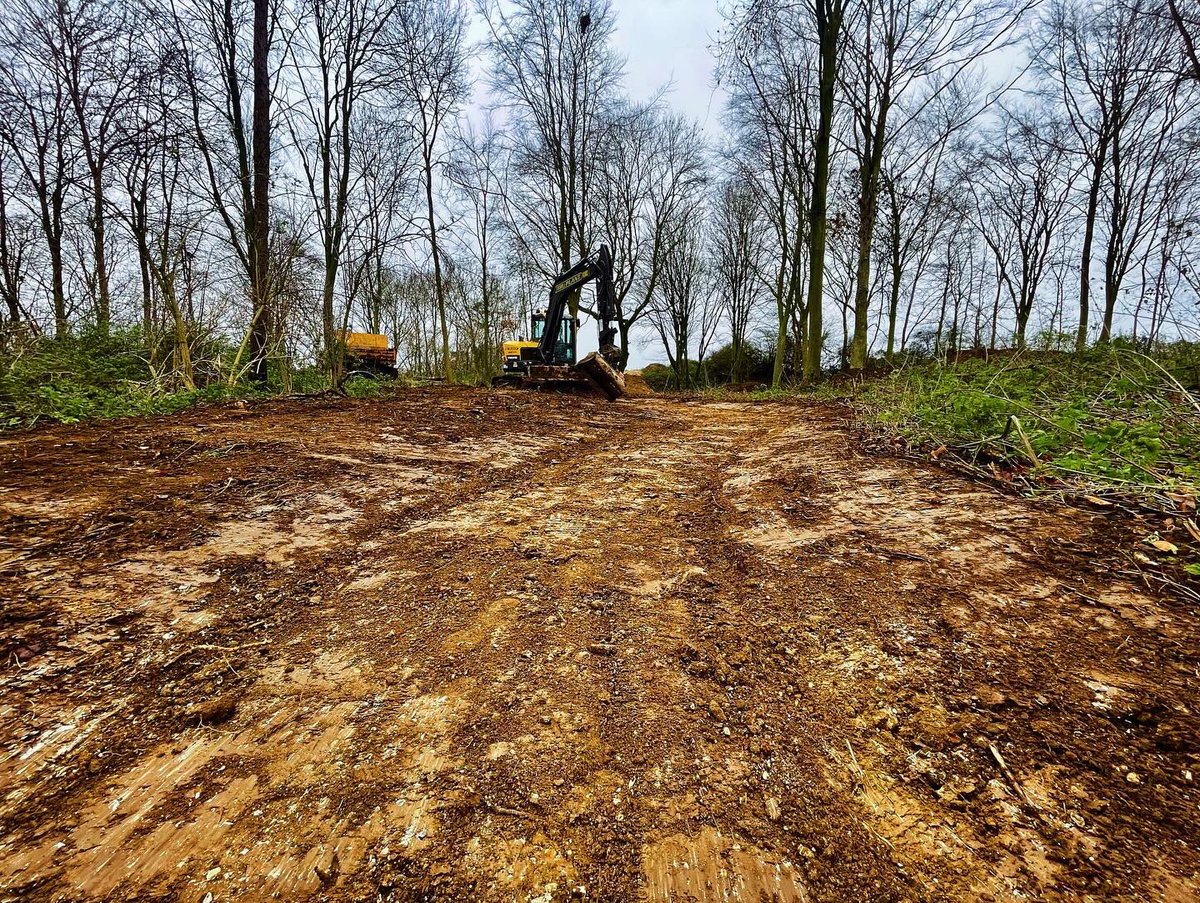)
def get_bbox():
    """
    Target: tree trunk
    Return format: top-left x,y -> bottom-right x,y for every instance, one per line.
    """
1015,298 -> 1030,349
424,153 -> 450,381
249,0 -> 272,383
1077,137 -> 1106,352
49,226 -> 66,337
618,320 -> 631,370
804,0 -> 840,384
162,276 -> 194,389
850,93 -> 888,371
773,292 -> 787,387
90,168 -> 111,332
1100,125 -> 1123,343
0,180 -> 18,326
322,249 -> 340,384
885,186 -> 900,359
